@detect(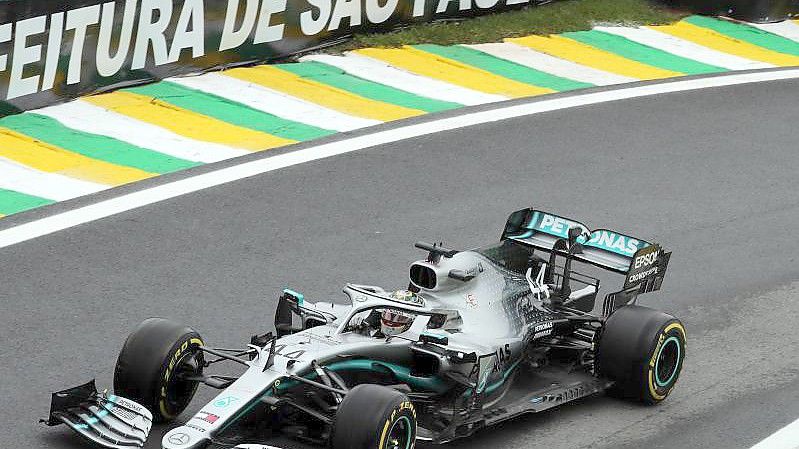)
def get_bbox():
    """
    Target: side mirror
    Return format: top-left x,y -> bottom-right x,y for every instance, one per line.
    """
274,289 -> 330,337
275,289 -> 303,337
569,242 -> 584,255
